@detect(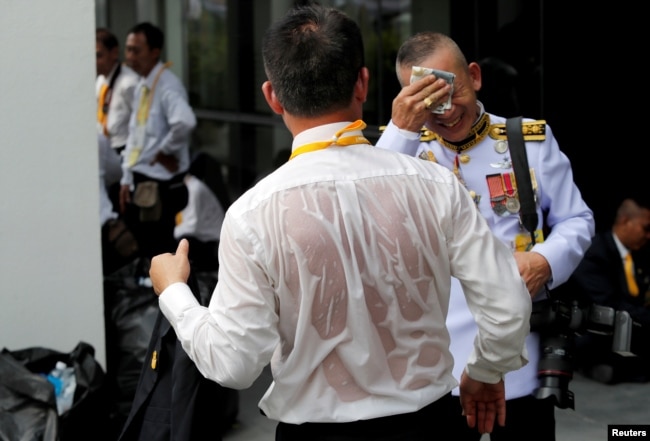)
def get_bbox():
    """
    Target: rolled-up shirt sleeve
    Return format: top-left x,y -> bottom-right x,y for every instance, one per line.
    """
159,215 -> 279,390
445,176 -> 531,383
158,87 -> 197,156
